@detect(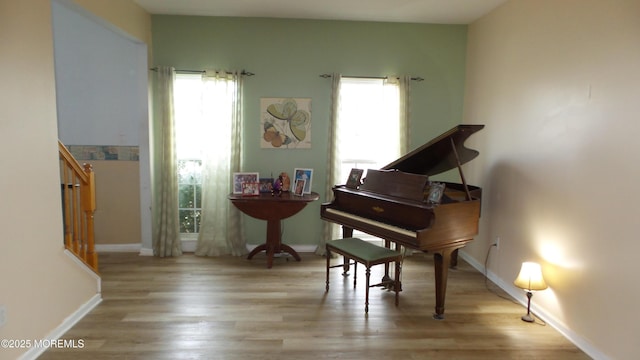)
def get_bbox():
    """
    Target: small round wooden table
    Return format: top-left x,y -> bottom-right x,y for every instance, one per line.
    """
228,191 -> 319,268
